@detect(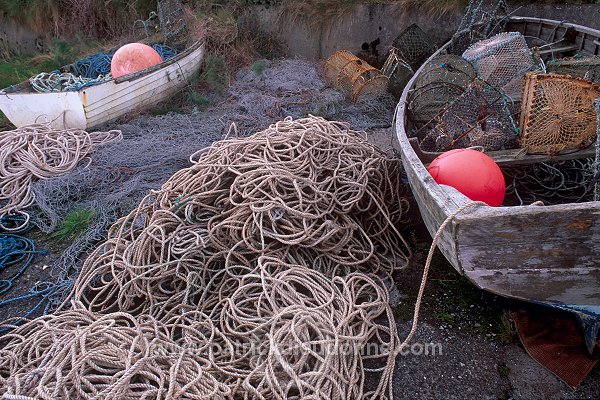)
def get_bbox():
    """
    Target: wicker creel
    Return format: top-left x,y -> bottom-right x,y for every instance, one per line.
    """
324,50 -> 388,102
519,73 -> 600,154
